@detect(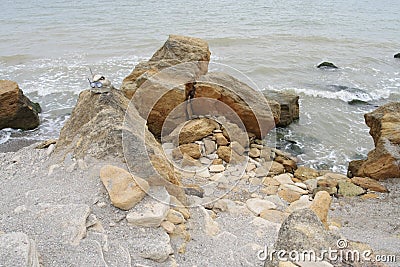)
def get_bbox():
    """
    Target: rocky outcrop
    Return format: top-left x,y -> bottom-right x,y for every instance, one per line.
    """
55,89 -> 185,202
0,80 -> 41,130
121,35 -> 211,137
263,90 -> 299,127
317,61 -> 338,69
122,35 -> 210,99
193,72 -> 280,138
348,102 -> 400,179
